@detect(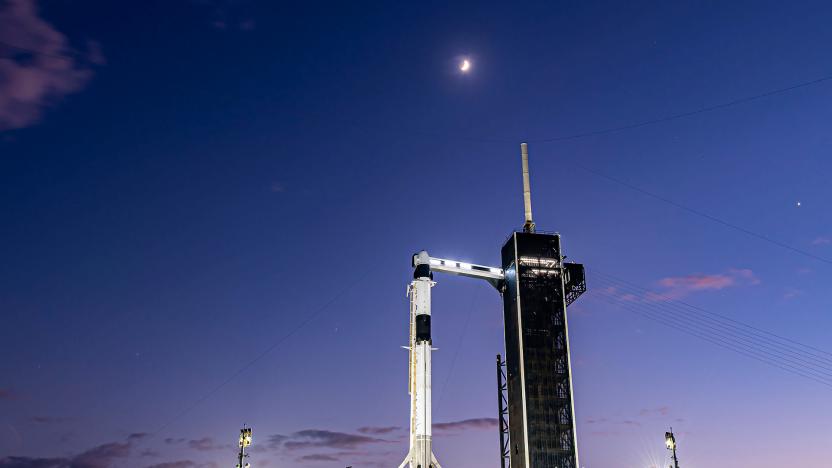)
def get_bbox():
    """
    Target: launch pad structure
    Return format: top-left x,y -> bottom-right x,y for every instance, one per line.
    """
399,143 -> 586,468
